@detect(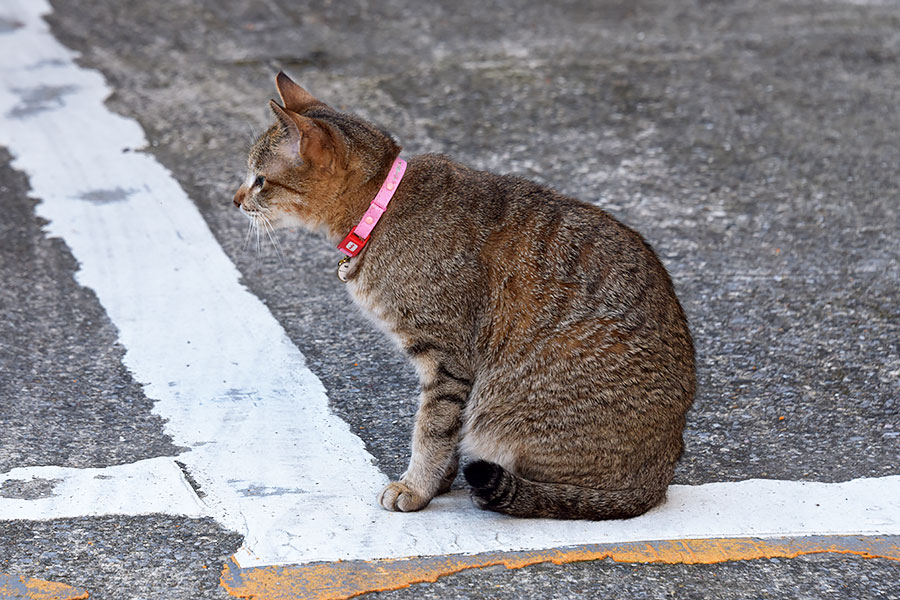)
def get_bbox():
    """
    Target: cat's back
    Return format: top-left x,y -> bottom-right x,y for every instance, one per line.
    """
403,155 -> 692,346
